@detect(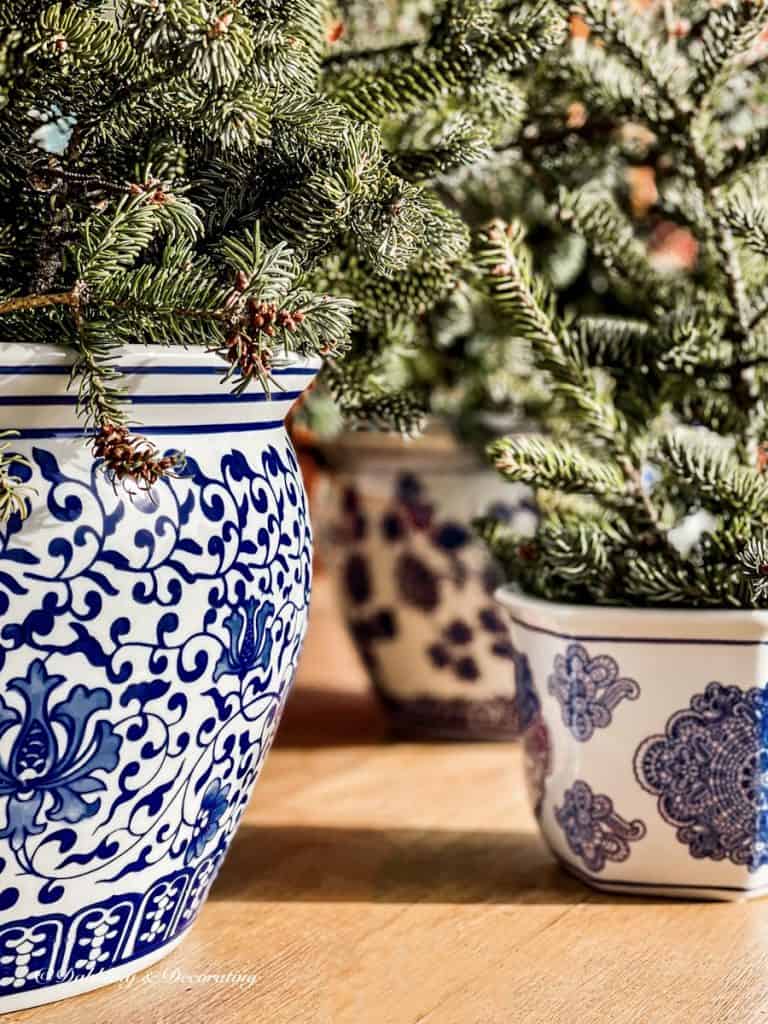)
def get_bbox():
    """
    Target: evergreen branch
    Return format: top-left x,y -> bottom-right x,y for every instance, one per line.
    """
0,292 -> 76,315
475,220 -> 566,363
558,186 -> 675,308
688,0 -> 768,98
1,0 -> 541,488
327,1 -> 565,123
624,547 -> 747,607
713,124 -> 768,184
576,316 -> 655,367
564,26 -> 678,128
739,534 -> 768,602
321,39 -> 420,70
68,316 -> 129,431
75,192 -> 203,286
489,434 -> 624,495
571,0 -> 690,117
0,434 -> 34,525
476,504 -> 630,604
724,194 -> 768,258
323,358 -> 428,434
475,219 -> 622,443
713,200 -> 751,337
391,117 -> 493,182
468,0 -> 768,609
124,1 -> 257,90
657,432 -> 768,519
